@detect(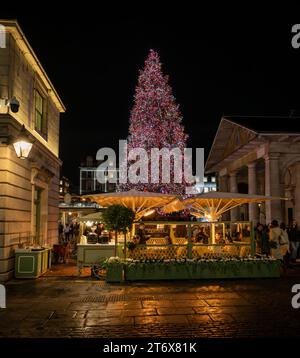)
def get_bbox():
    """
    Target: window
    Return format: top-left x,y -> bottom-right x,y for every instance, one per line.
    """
34,90 -> 47,138
203,176 -> 208,182
211,177 -> 216,183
